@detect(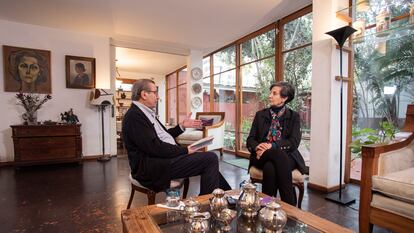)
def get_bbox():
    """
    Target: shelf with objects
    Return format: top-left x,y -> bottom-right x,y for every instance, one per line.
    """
115,79 -> 134,150
336,1 -> 414,182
